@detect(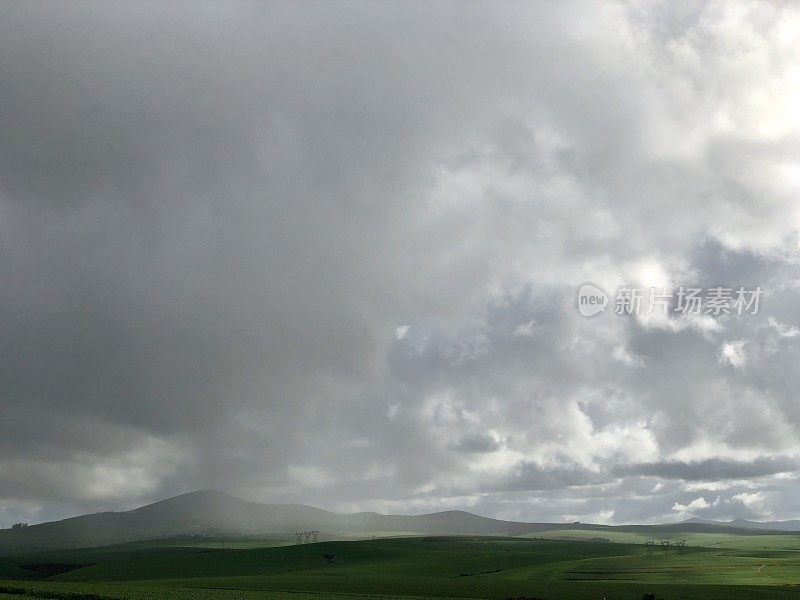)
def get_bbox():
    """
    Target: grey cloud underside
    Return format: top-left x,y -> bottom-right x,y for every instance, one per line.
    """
481,456 -> 800,494
1,0 -> 800,526
615,457 -> 800,482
